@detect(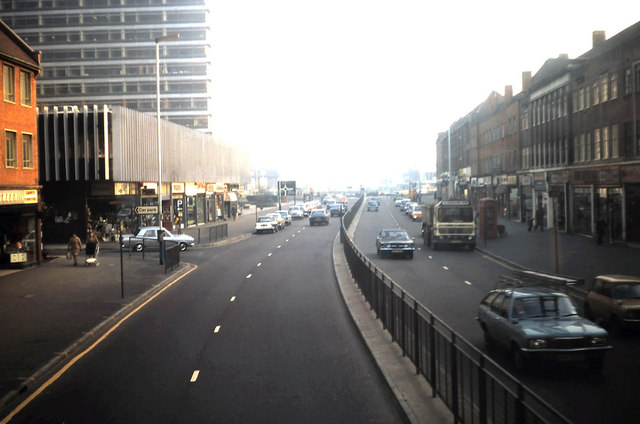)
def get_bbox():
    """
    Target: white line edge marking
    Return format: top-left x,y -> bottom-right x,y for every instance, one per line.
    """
214,325 -> 221,333
190,370 -> 200,382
